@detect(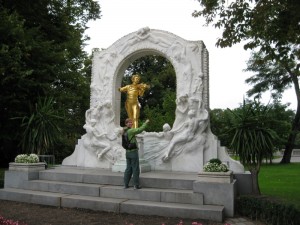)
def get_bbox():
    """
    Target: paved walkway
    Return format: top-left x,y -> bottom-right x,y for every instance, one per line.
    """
272,155 -> 300,163
224,217 -> 265,225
